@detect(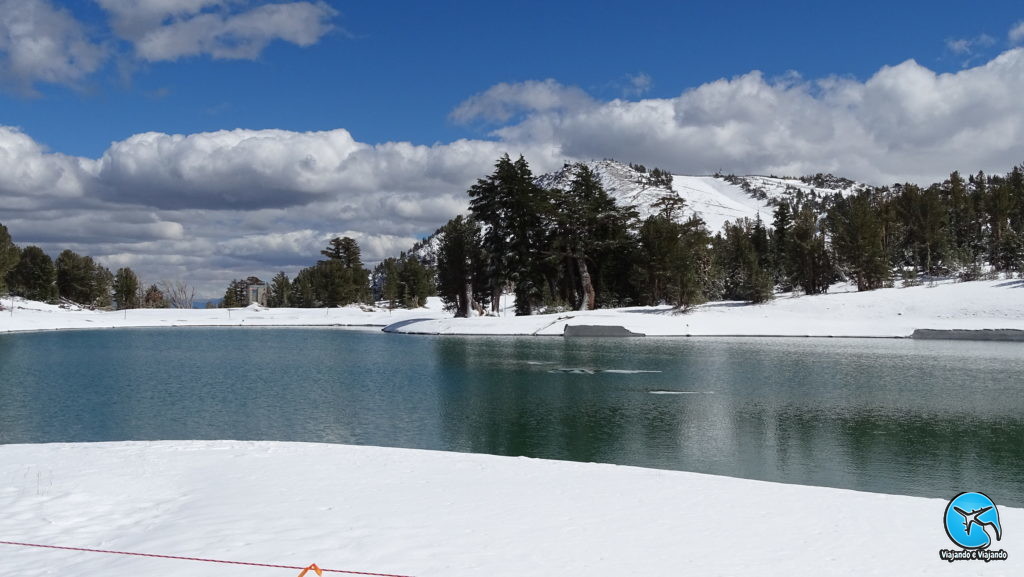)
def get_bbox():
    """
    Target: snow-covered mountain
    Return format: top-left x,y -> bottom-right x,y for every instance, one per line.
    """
406,160 -> 868,263
537,159 -> 868,232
